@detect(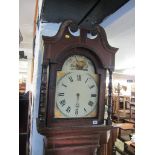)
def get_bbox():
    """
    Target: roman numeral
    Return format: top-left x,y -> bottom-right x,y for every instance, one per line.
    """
58,93 -> 64,96
62,83 -> 67,87
84,108 -> 87,112
75,109 -> 78,115
68,76 -> 73,82
89,85 -> 95,89
91,94 -> 97,97
77,75 -> 81,81
88,101 -> 94,107
59,100 -> 66,107
66,106 -> 71,113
